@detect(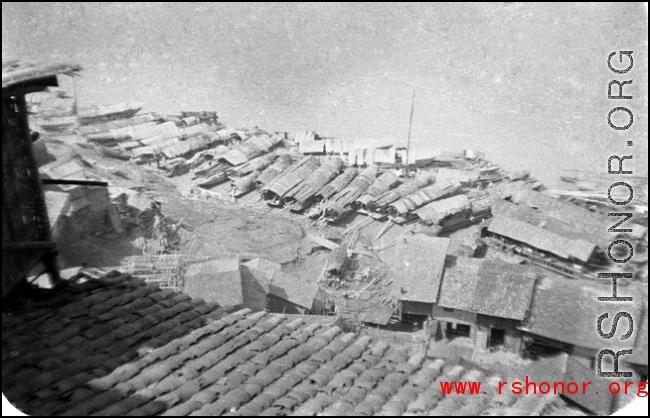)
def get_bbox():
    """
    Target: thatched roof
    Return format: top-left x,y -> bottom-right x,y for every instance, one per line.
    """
221,134 -> 279,166
316,167 -> 358,200
353,171 -> 402,209
232,170 -> 261,197
329,164 -> 379,207
389,179 -> 461,215
286,157 -> 344,204
373,173 -> 435,208
263,156 -> 321,199
391,235 -> 450,304
415,194 -> 471,226
487,214 -> 597,262
256,154 -> 293,186
159,134 -> 214,159
2,60 -> 81,90
233,153 -> 278,176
